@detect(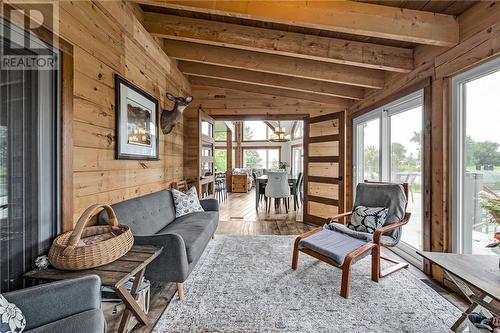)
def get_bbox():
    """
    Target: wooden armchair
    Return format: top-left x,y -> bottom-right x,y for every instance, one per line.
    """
292,182 -> 410,298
